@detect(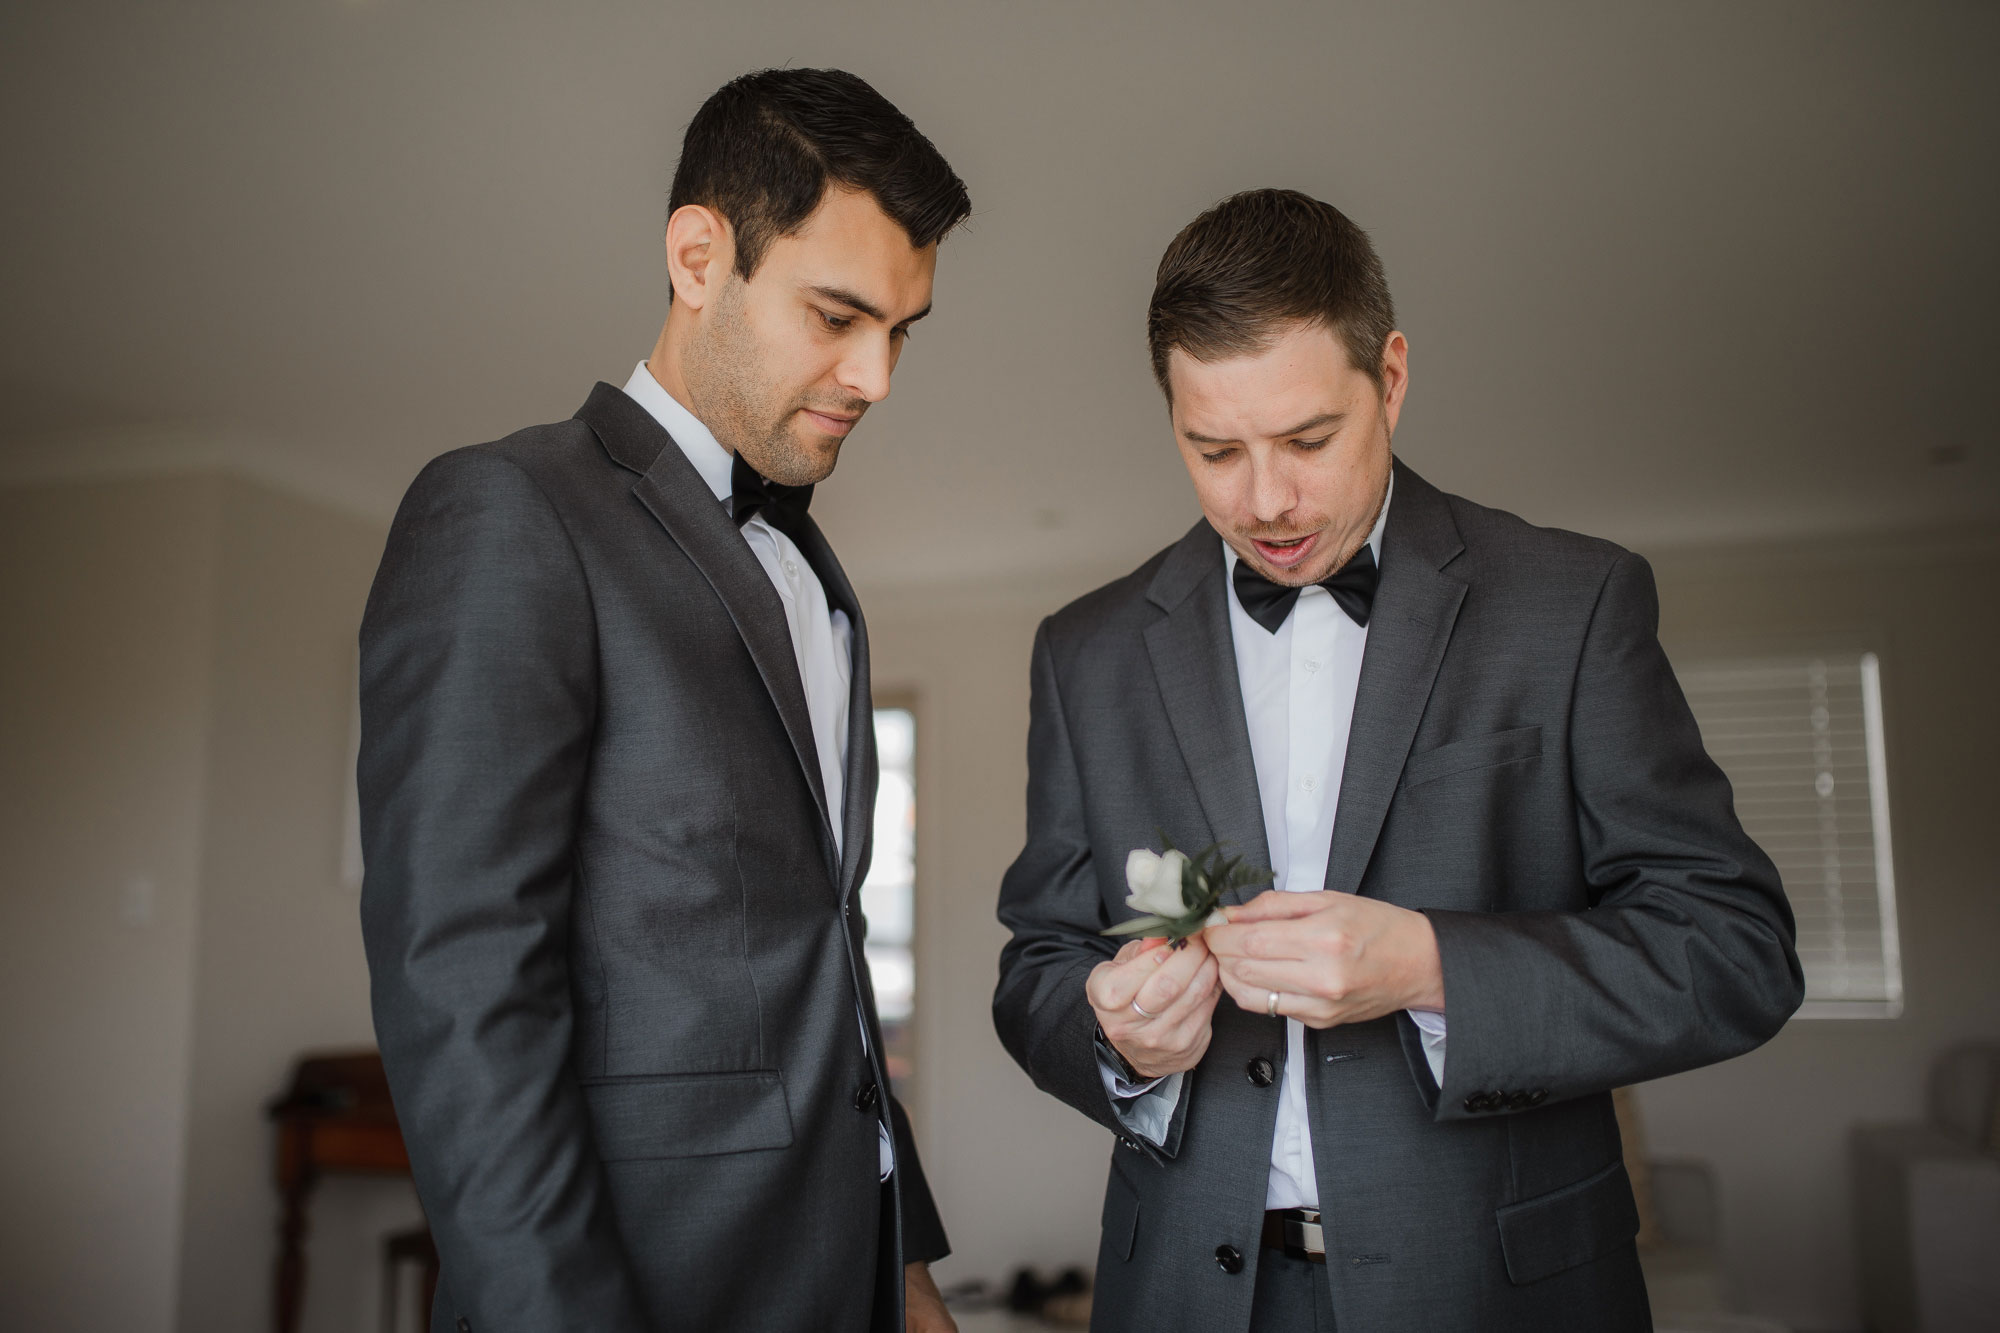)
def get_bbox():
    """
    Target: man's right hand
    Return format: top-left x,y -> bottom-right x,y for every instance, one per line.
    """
1086,933 -> 1222,1080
